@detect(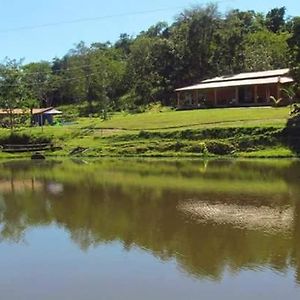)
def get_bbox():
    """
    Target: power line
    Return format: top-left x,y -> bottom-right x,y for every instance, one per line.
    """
0,7 -> 185,34
0,1 -> 235,34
